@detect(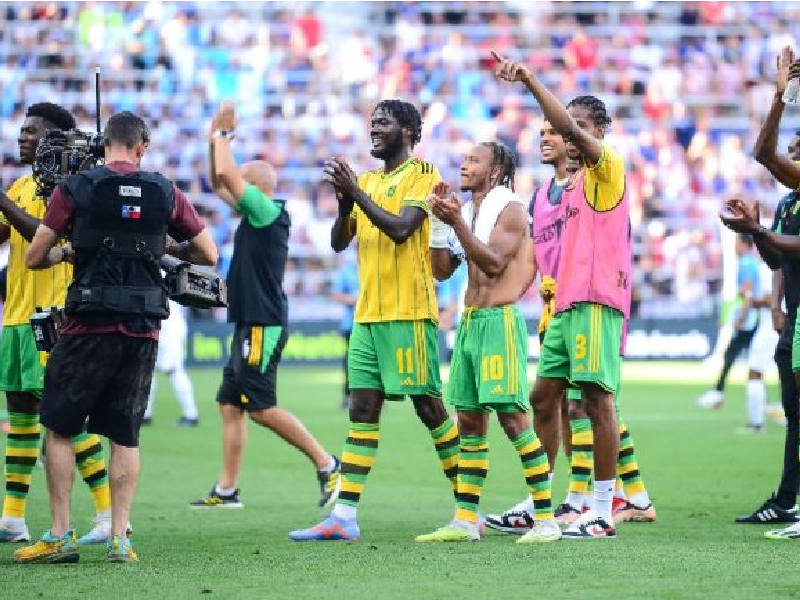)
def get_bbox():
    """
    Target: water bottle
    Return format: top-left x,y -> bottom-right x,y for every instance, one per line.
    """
783,77 -> 800,105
